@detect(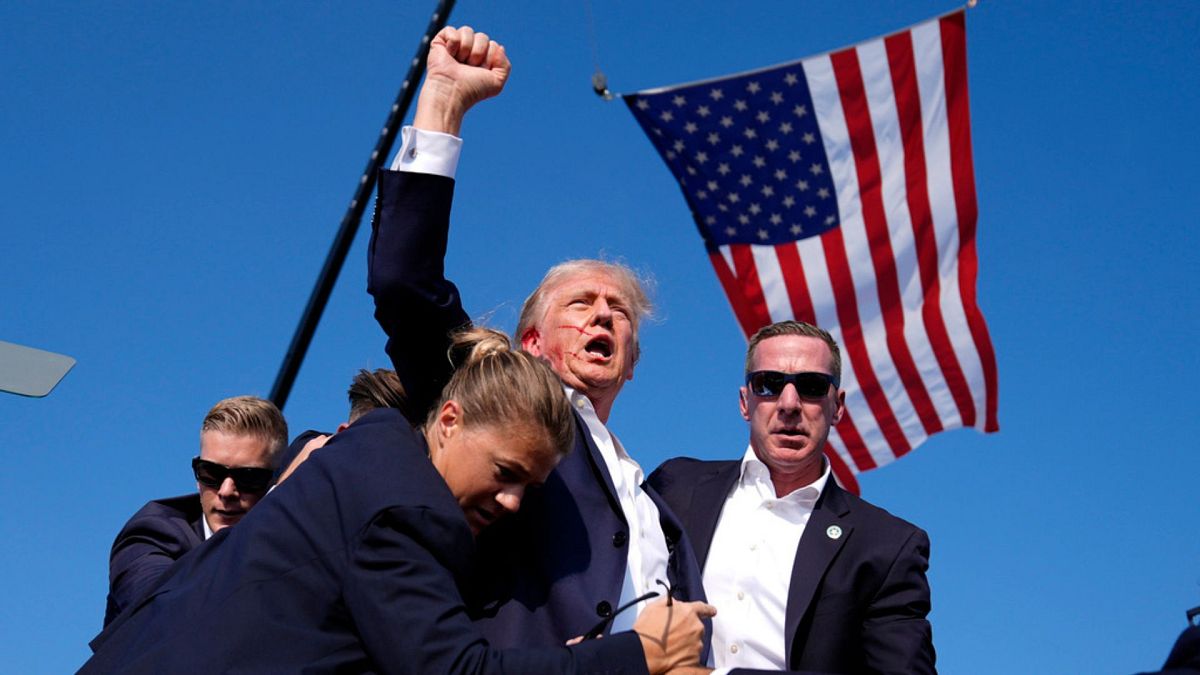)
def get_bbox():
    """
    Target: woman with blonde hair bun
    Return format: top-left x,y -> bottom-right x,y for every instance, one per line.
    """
84,326 -> 713,675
